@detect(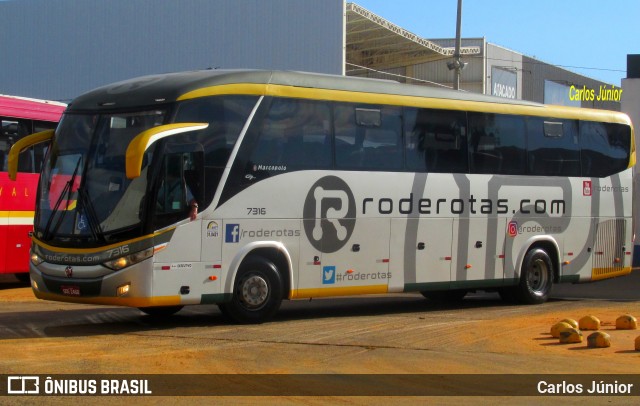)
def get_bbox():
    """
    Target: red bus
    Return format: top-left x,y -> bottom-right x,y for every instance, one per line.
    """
0,95 -> 66,281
